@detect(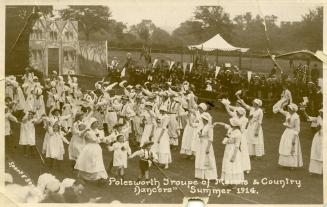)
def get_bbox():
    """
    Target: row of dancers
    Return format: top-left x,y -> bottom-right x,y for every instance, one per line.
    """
5,71 -> 323,187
